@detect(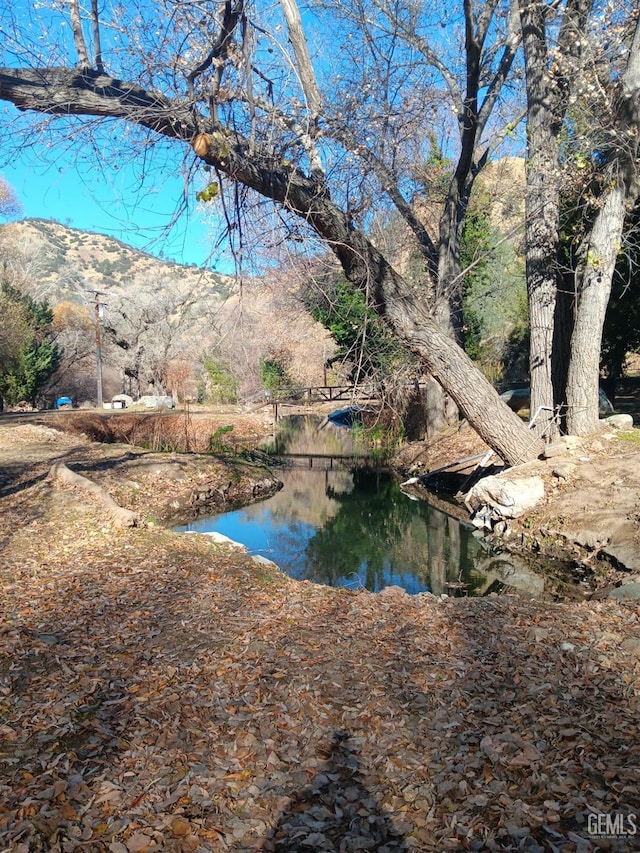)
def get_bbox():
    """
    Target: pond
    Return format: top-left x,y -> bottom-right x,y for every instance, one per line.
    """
175,415 -> 581,599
